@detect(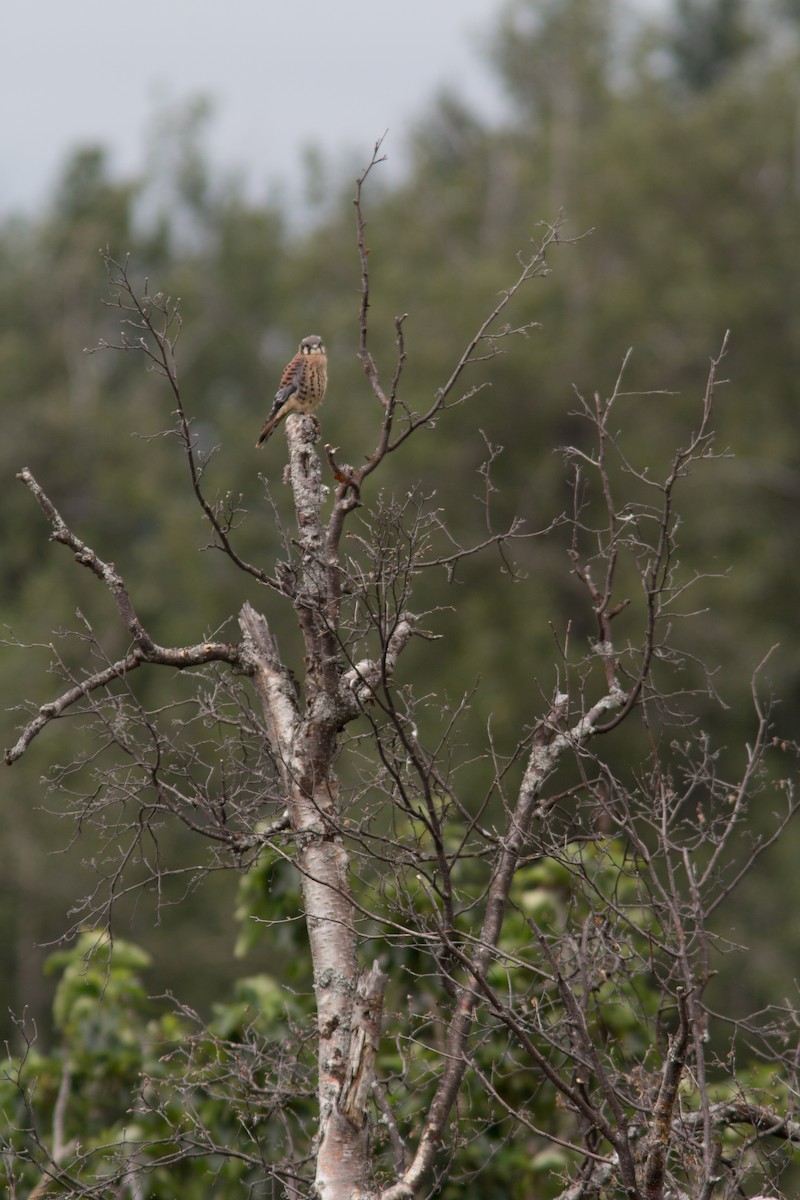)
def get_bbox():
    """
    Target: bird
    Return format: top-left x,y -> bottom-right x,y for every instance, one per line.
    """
255,334 -> 328,447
